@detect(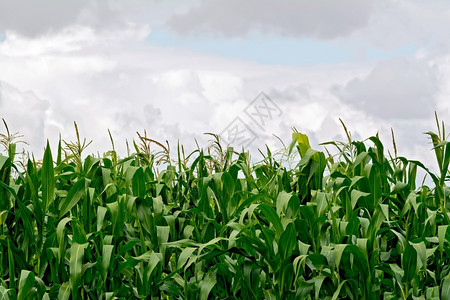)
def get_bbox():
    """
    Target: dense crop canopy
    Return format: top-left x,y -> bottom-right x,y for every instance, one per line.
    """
0,121 -> 449,299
